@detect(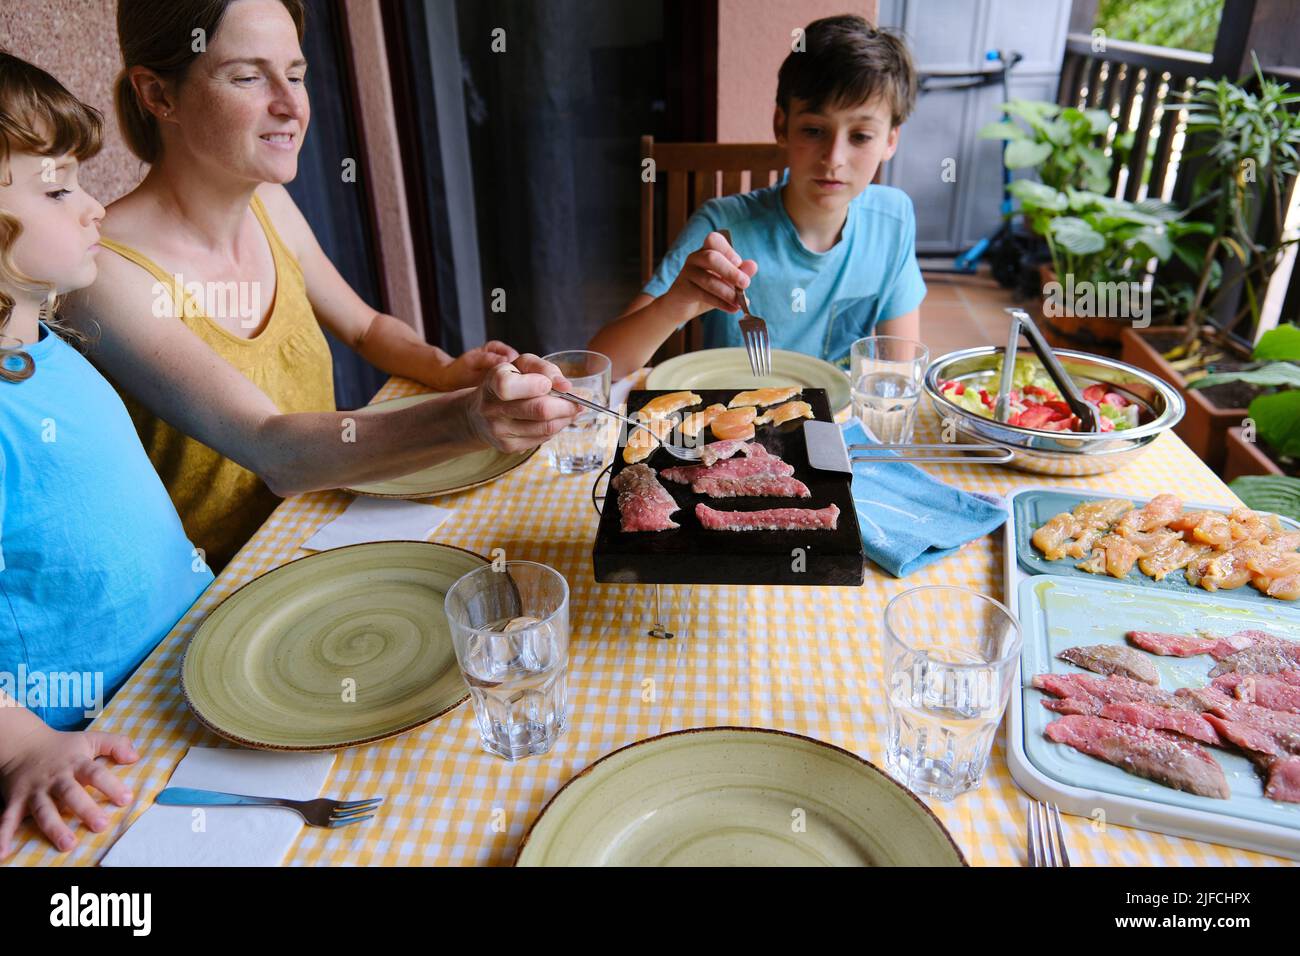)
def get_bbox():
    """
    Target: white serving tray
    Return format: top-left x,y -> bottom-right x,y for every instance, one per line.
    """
1003,485 -> 1300,860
